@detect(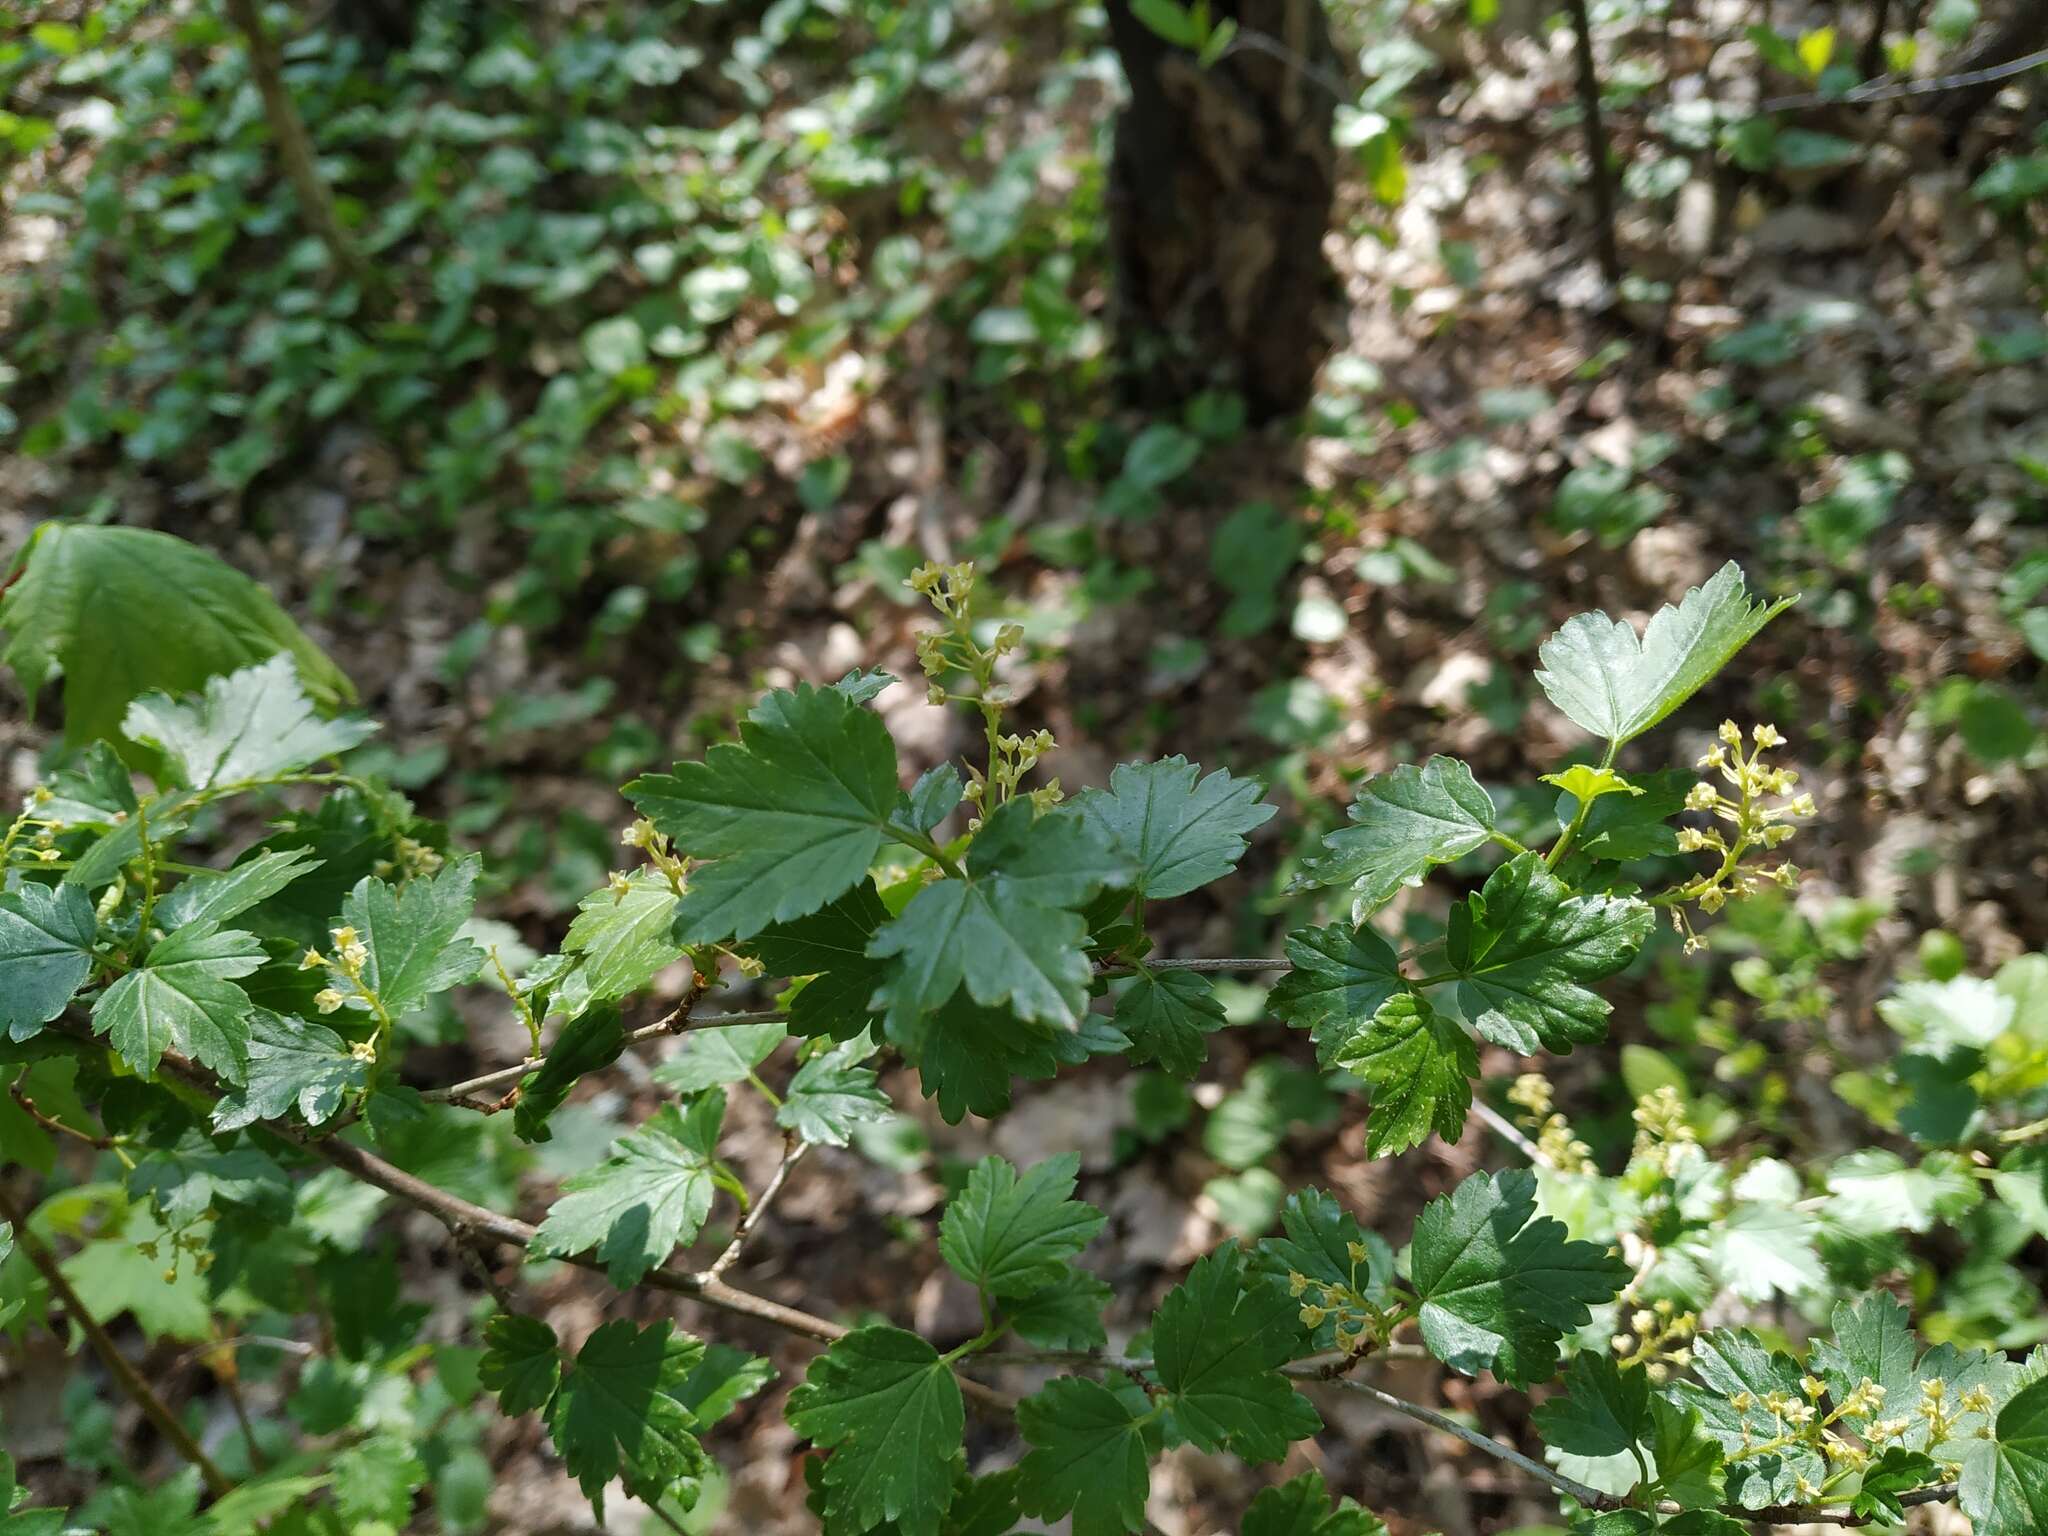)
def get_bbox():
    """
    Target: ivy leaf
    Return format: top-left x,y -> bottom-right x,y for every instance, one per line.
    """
1014,1376 -> 1155,1536
1297,757 -> 1497,918
747,881 -> 890,1041
1409,1168 -> 1629,1387
155,847 -> 322,931
531,1092 -> 726,1284
1070,755 -> 1274,899
209,1010 -> 366,1131
334,856 -> 485,1019
91,922 -> 264,1081
560,870 -> 682,1011
626,683 -> 903,944
0,881 -> 97,1043
1535,561 -> 1794,746
548,1318 -> 710,1518
1153,1246 -> 1321,1461
1670,1329 -> 1827,1507
123,656 -> 375,792
776,1044 -> 890,1147
1003,1267 -> 1113,1351
1113,968 -> 1226,1078
786,1325 -> 964,1536
1243,1468 -> 1387,1536
1534,1353 -> 1652,1459
653,1022 -> 786,1095
480,1312 -> 563,1417
939,1153 -> 1105,1299
1334,991 -> 1477,1156
0,522 -> 353,751
1448,853 -> 1652,1054
868,801 -> 1130,1035
514,1004 -> 626,1143
1270,923 -> 1408,1068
